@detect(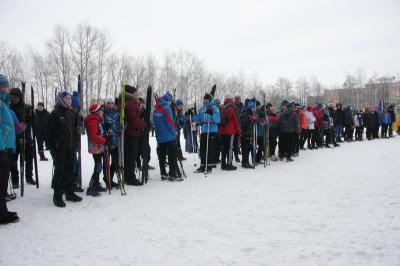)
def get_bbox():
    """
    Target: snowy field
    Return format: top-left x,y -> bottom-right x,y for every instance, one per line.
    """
1,136 -> 400,266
